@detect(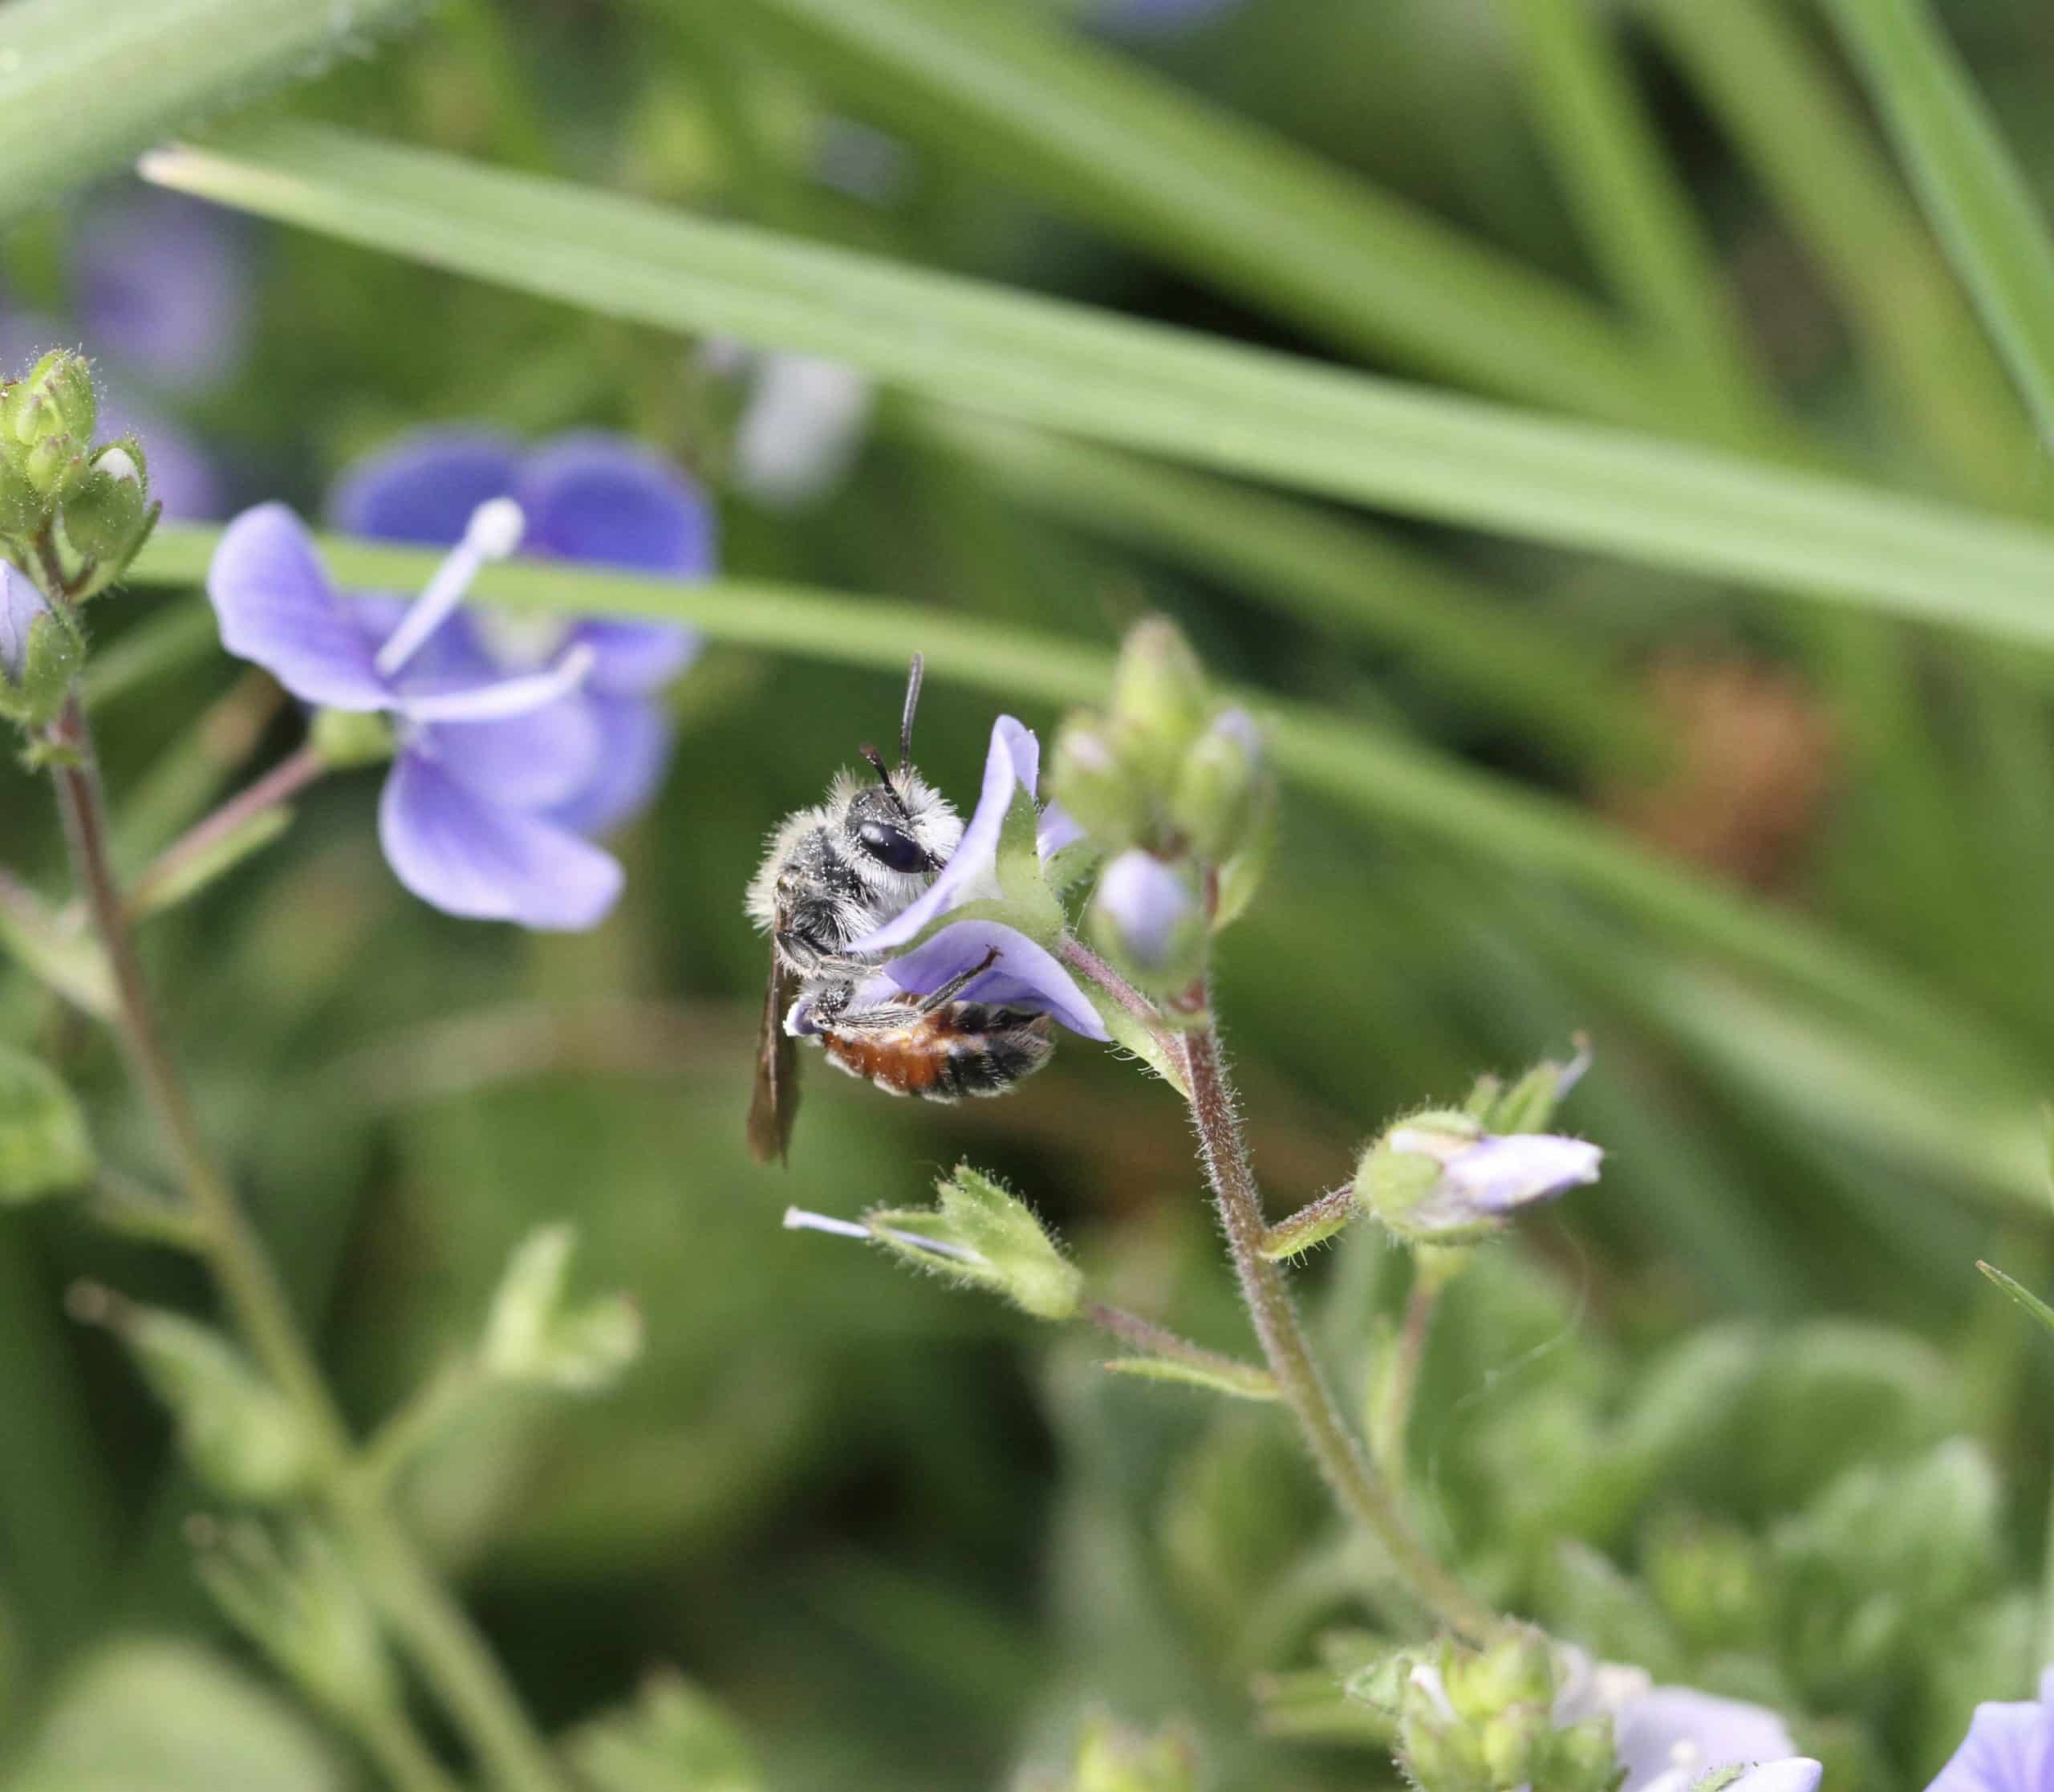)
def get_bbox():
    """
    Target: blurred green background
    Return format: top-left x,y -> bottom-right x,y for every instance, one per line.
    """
4,0 -> 2054,1786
